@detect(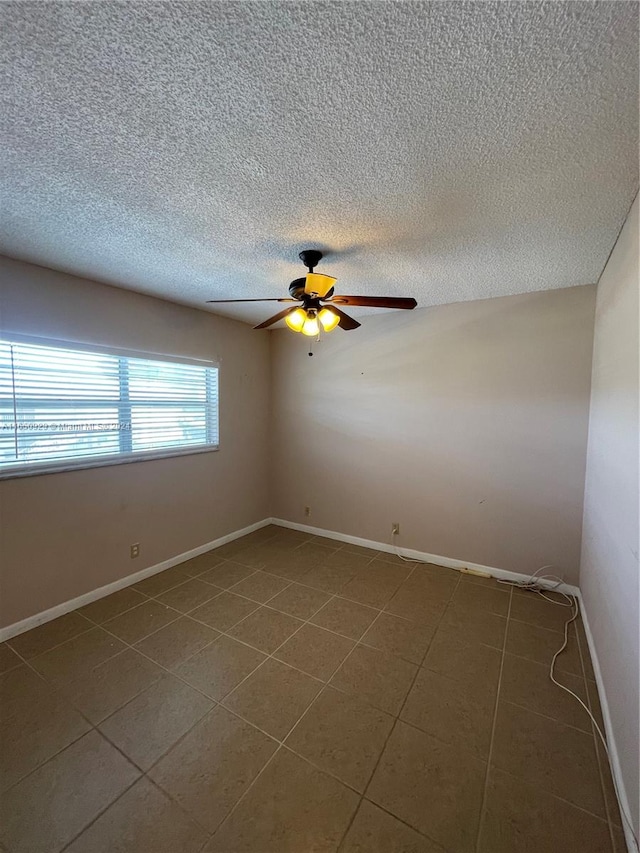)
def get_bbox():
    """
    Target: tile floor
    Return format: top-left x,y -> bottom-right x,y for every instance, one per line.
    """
0,525 -> 626,852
